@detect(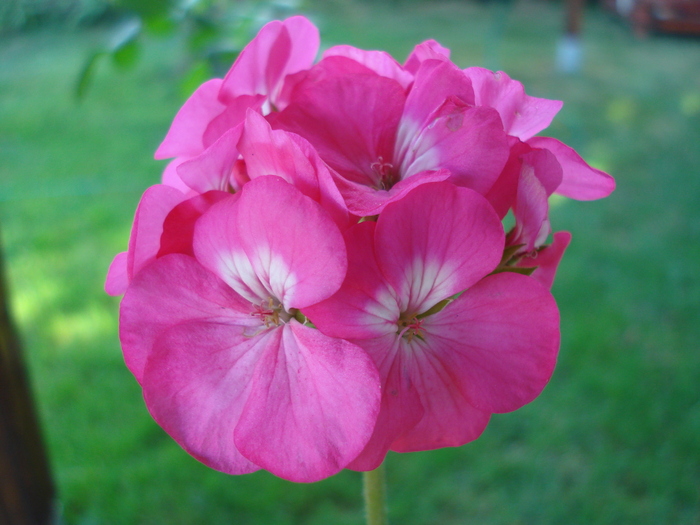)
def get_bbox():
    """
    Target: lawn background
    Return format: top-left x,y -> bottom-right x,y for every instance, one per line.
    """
1,0 -> 699,523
